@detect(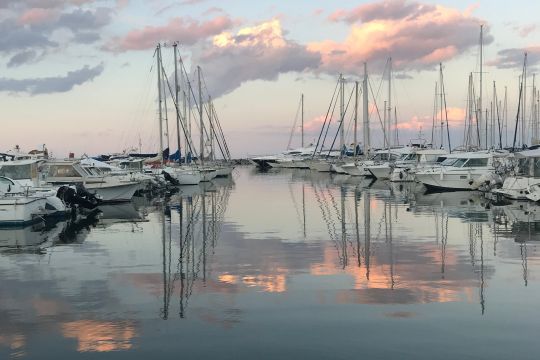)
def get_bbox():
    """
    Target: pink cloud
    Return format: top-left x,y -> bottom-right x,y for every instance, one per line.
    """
329,0 -> 435,23
116,0 -> 129,9
104,16 -> 235,52
517,24 -> 537,37
18,8 -> 57,25
312,1 -> 490,73
397,107 -> 465,130
193,19 -> 320,97
303,115 -> 327,132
